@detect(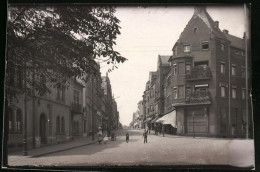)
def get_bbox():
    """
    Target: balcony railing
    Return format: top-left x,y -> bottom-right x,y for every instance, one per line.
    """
185,91 -> 211,103
71,103 -> 83,114
186,66 -> 211,81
